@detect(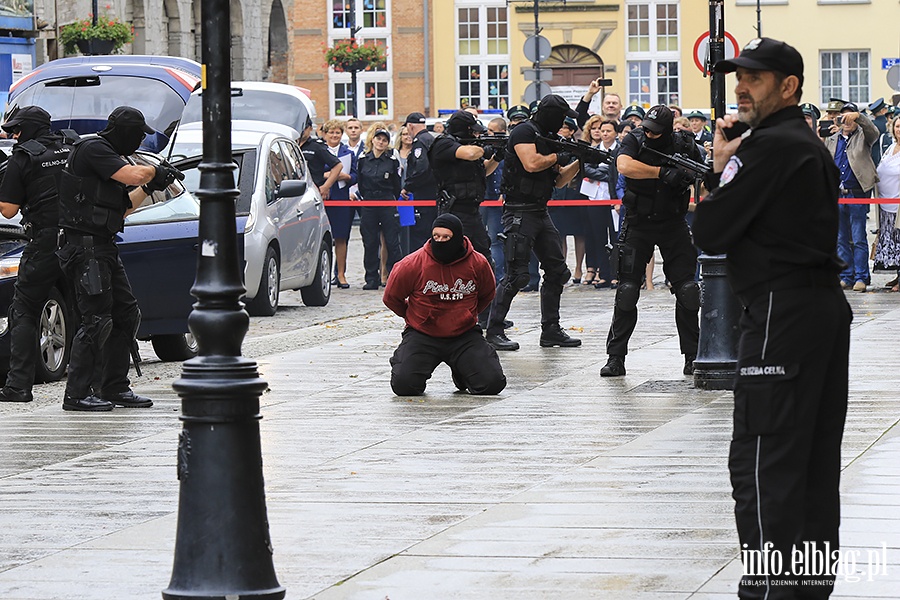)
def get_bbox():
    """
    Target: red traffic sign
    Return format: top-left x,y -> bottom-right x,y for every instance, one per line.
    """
693,32 -> 739,75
